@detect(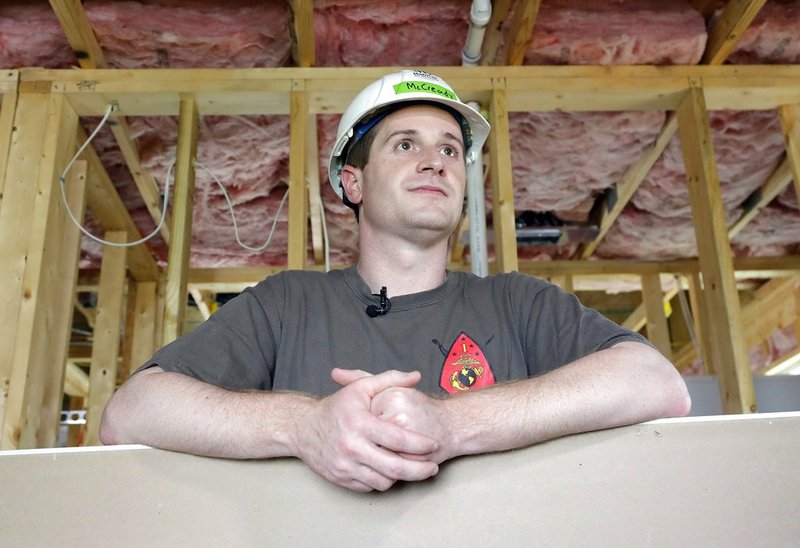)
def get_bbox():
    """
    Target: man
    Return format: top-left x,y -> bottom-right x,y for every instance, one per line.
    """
101,70 -> 690,493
